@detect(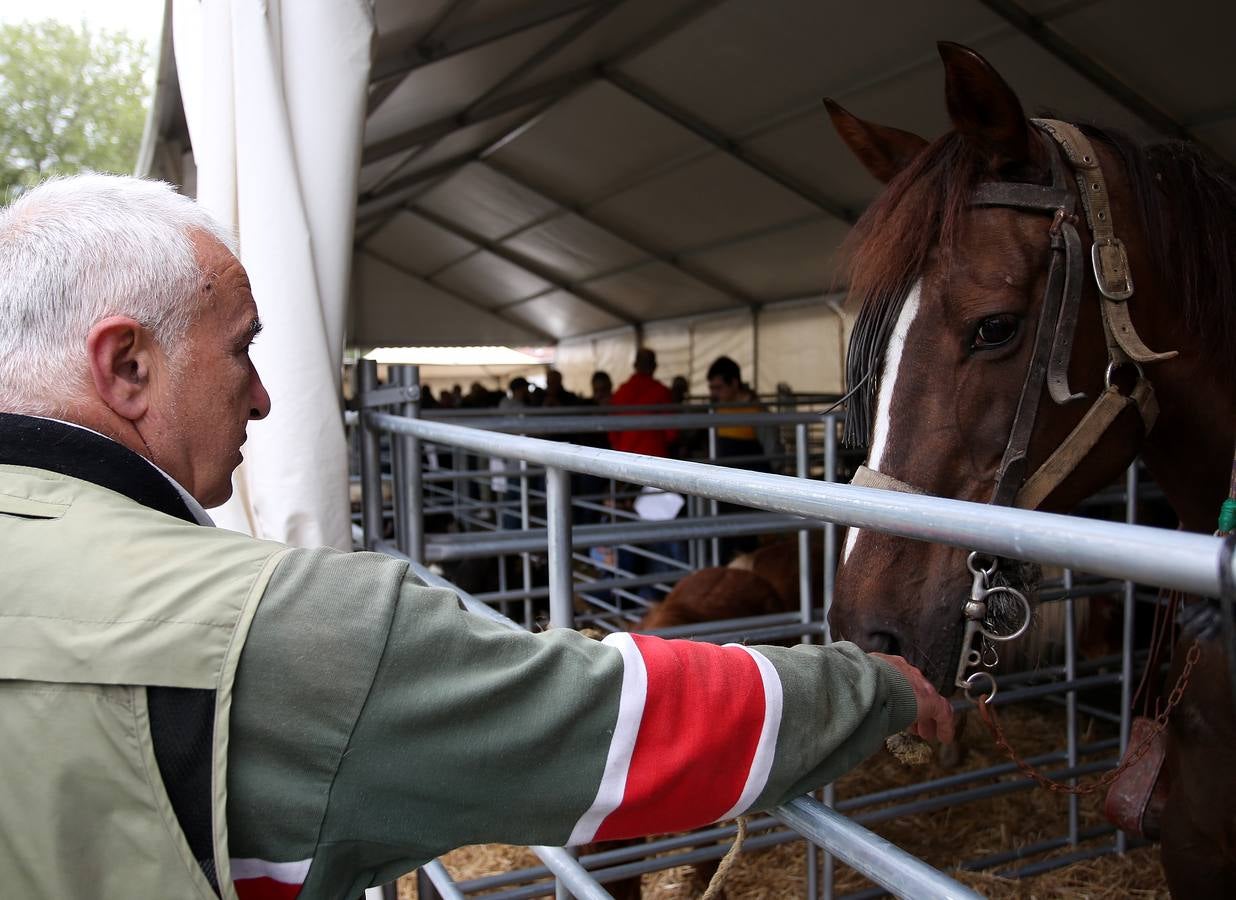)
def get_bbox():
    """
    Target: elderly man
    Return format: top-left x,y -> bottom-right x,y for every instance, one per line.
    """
0,175 -> 953,900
